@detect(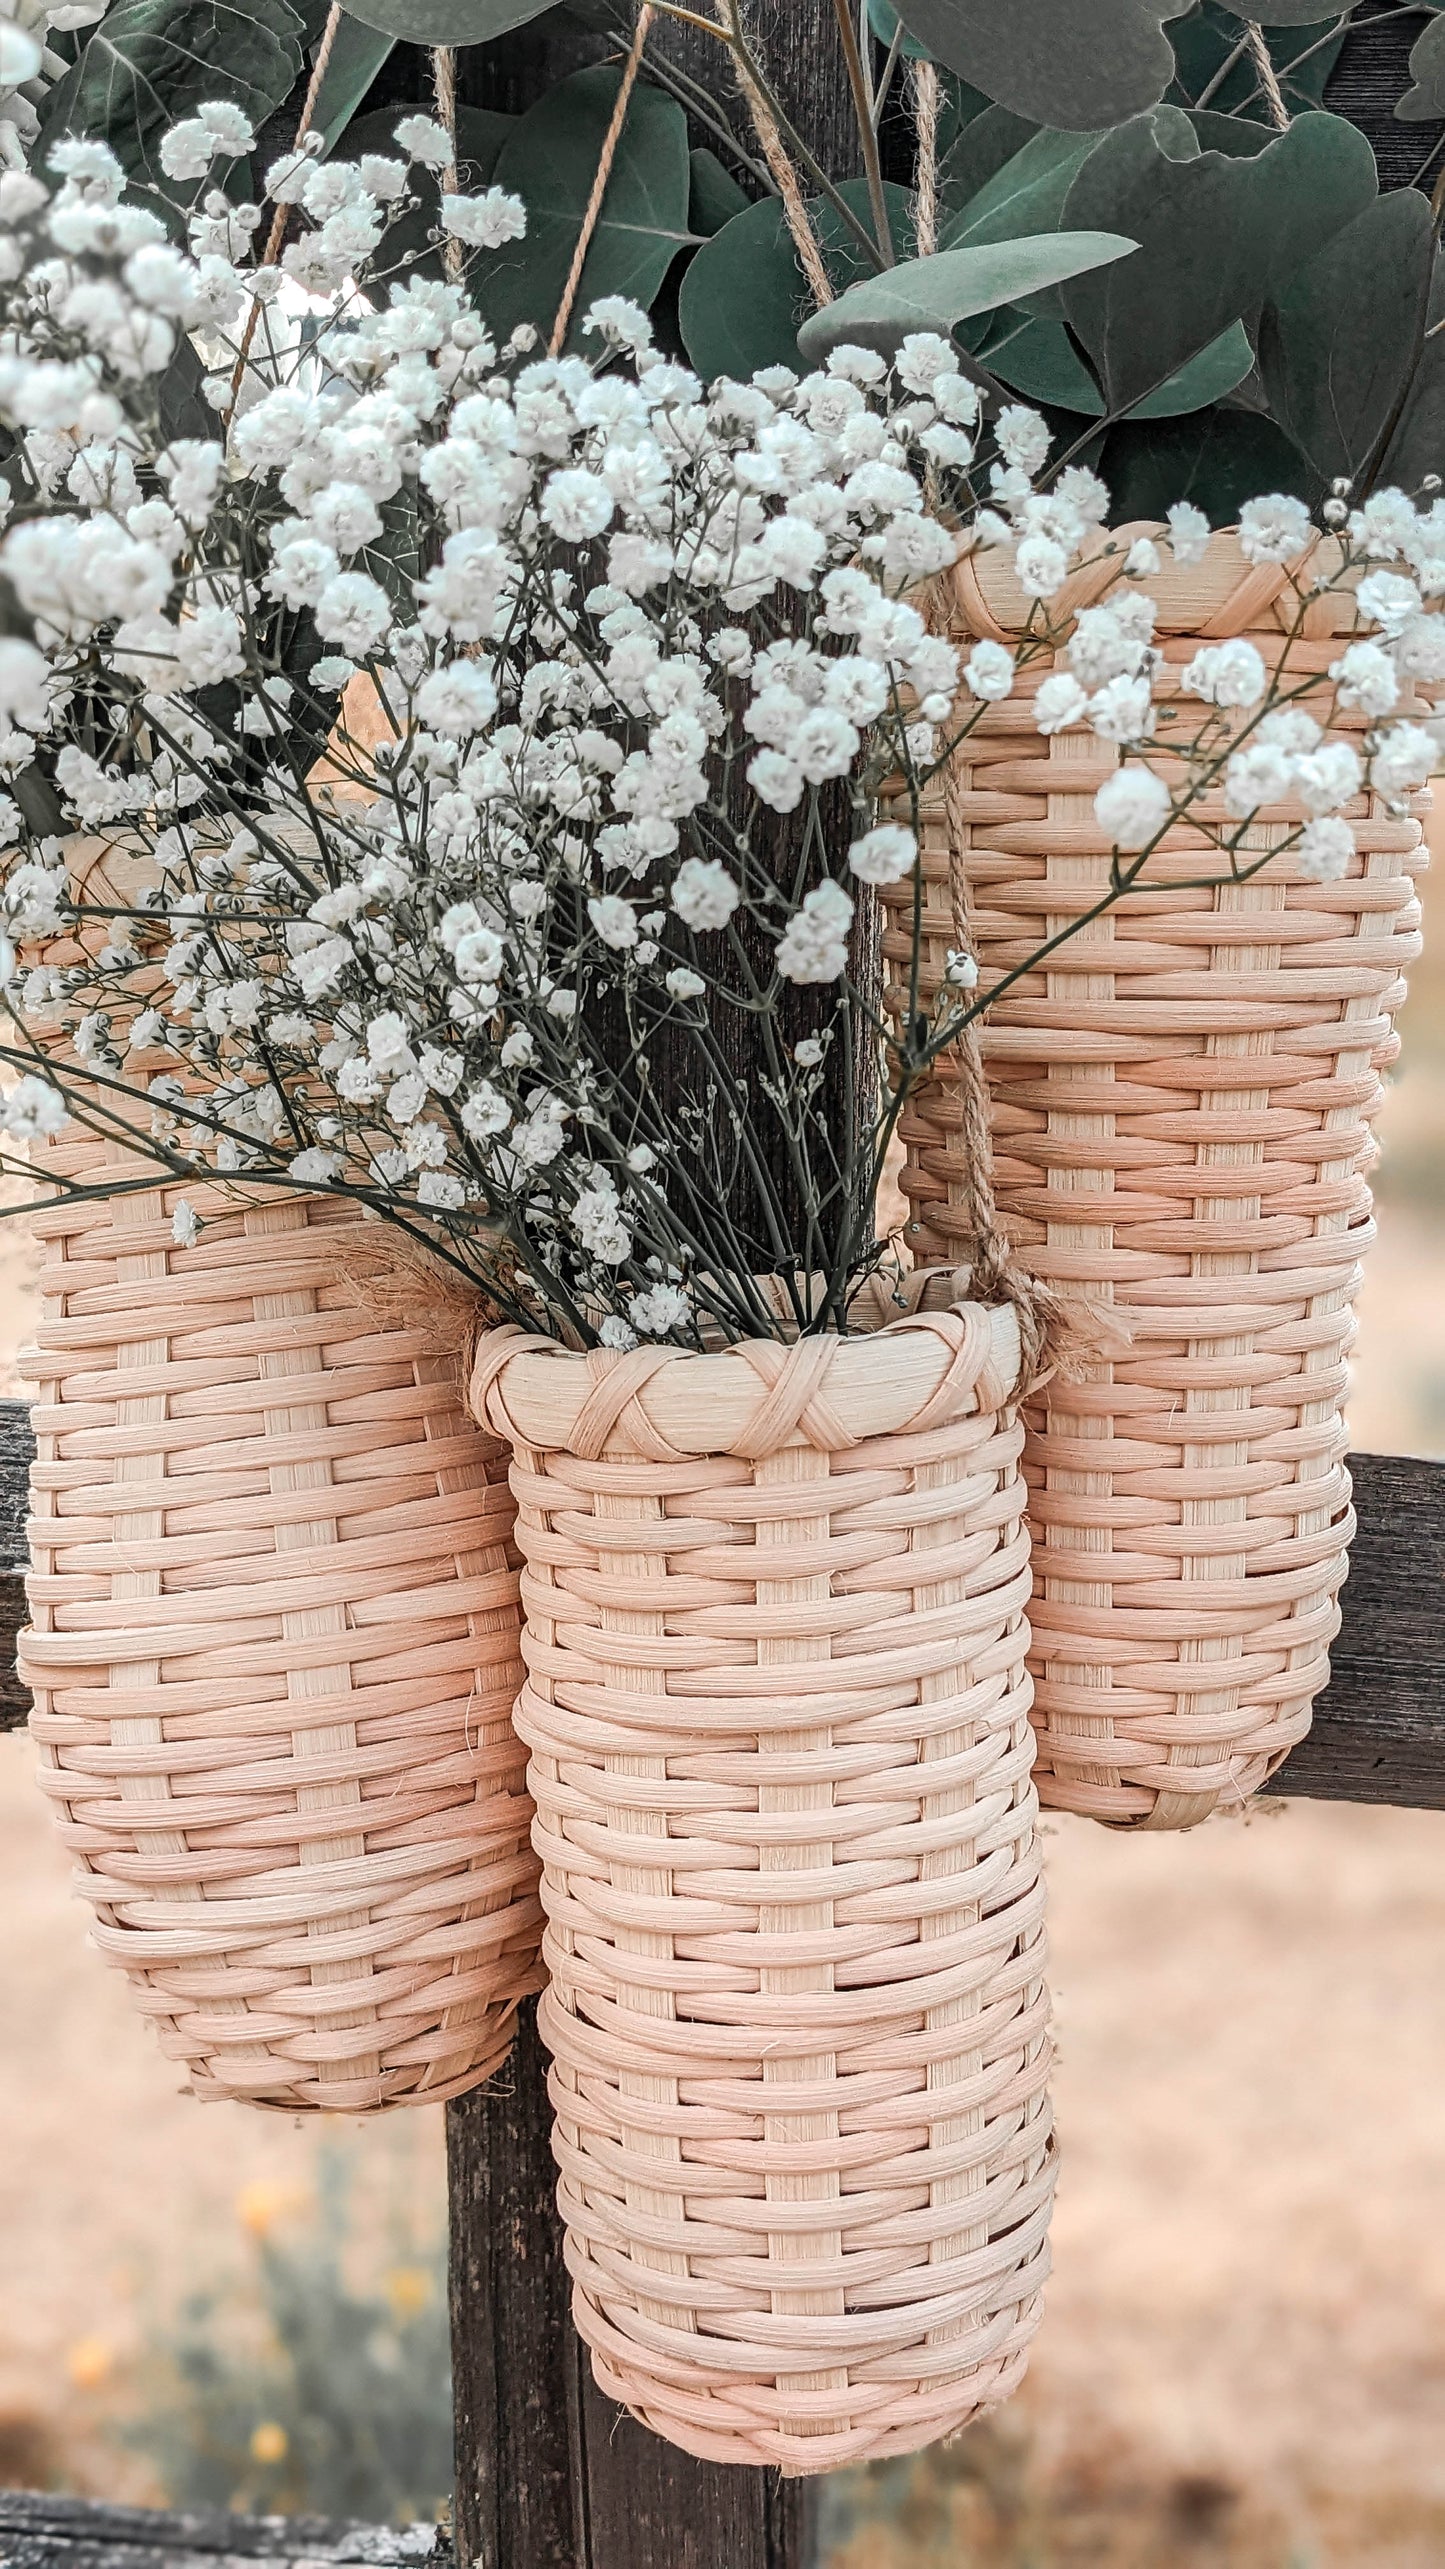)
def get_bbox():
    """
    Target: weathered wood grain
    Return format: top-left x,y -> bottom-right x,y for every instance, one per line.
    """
5,1417 -> 1441,1804
0,2493 -> 446,2569
1261,1449 -> 1445,1809
446,2001 -> 820,2569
